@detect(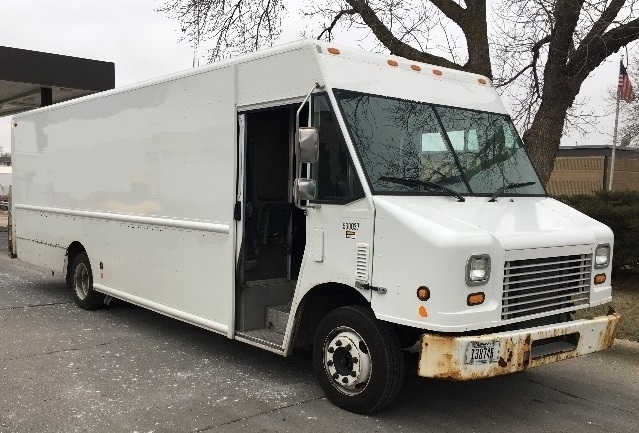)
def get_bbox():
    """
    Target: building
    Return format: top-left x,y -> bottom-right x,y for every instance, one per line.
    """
0,165 -> 11,197
1,46 -> 114,118
547,146 -> 639,196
